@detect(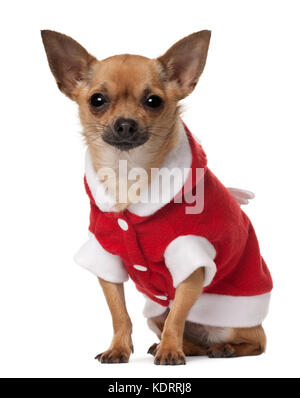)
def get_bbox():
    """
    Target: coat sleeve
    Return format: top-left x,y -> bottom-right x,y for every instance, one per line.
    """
74,232 -> 129,283
164,235 -> 216,288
